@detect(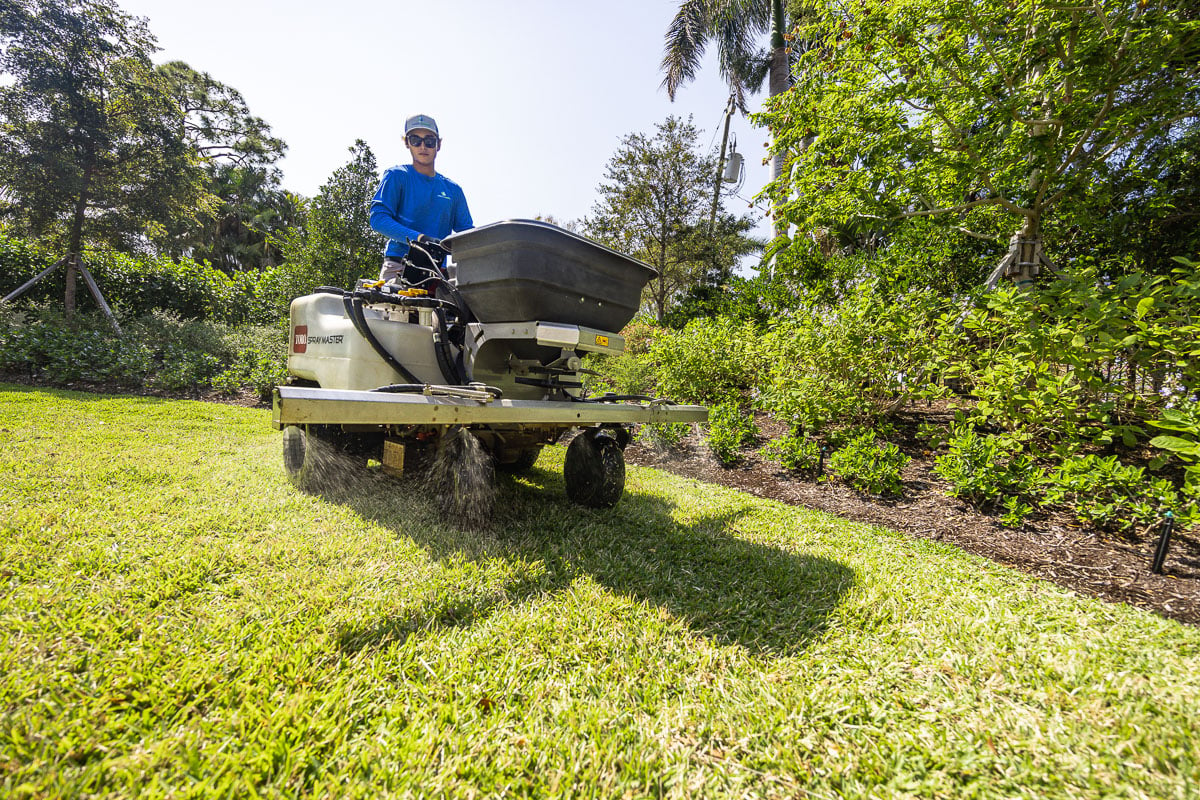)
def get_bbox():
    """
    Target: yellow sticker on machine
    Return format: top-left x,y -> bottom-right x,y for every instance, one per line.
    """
595,335 -> 609,347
